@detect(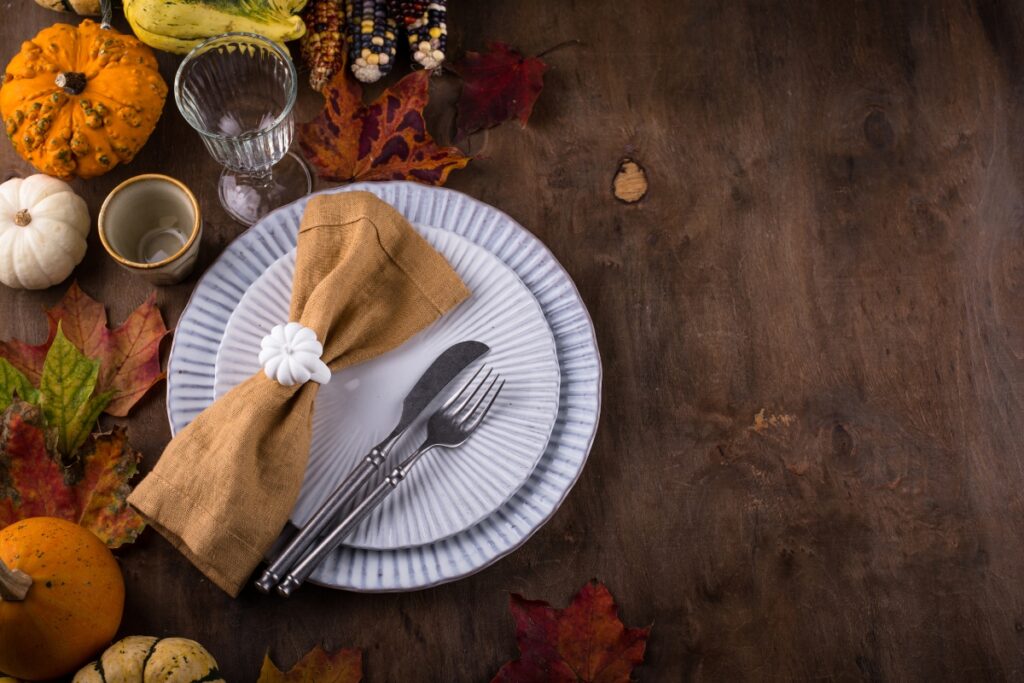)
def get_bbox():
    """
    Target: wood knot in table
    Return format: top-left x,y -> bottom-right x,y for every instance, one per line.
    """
613,158 -> 648,203
863,109 -> 895,150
